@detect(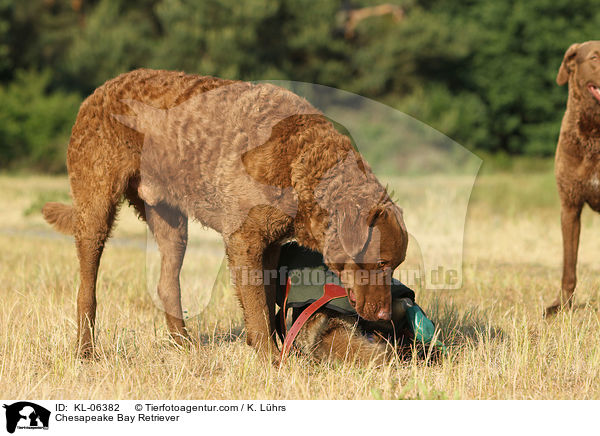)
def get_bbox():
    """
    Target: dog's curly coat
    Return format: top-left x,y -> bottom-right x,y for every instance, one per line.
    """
43,69 -> 408,363
547,41 -> 600,315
